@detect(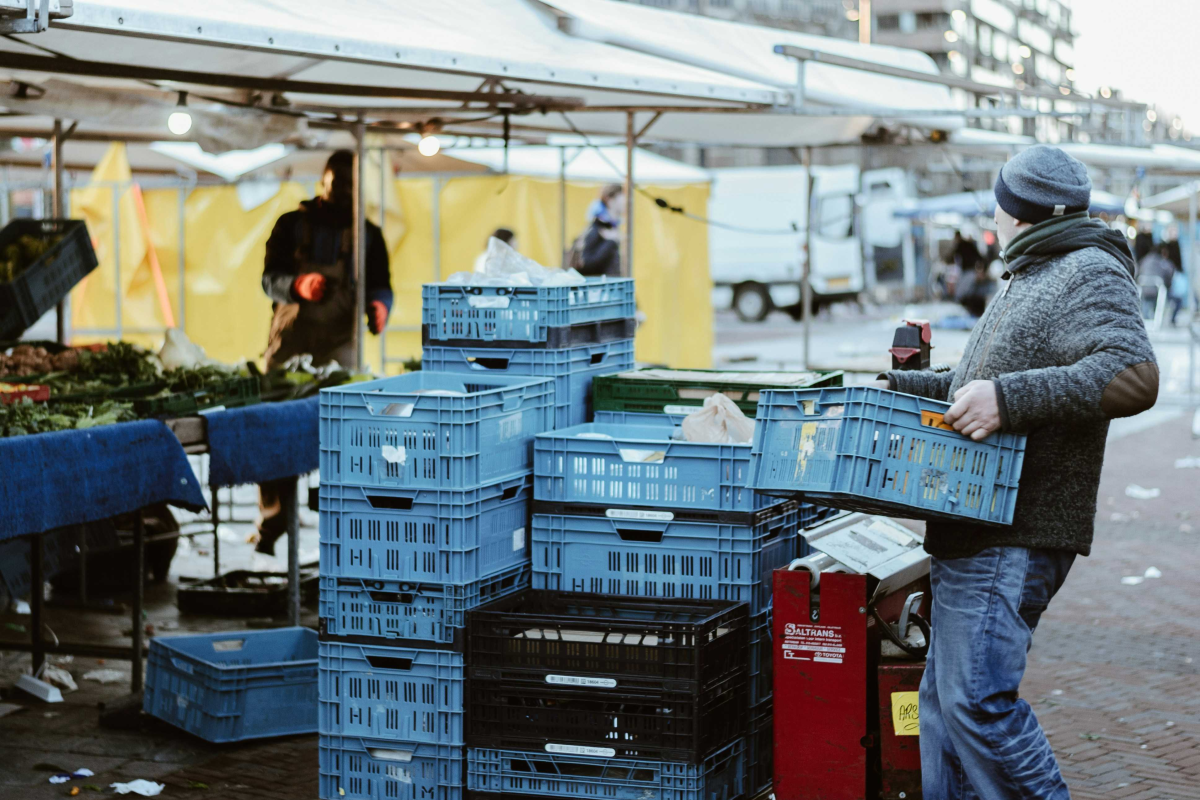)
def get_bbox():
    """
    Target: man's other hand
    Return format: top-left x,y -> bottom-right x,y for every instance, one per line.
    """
945,380 -> 1001,441
294,273 -> 326,302
368,301 -> 389,335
